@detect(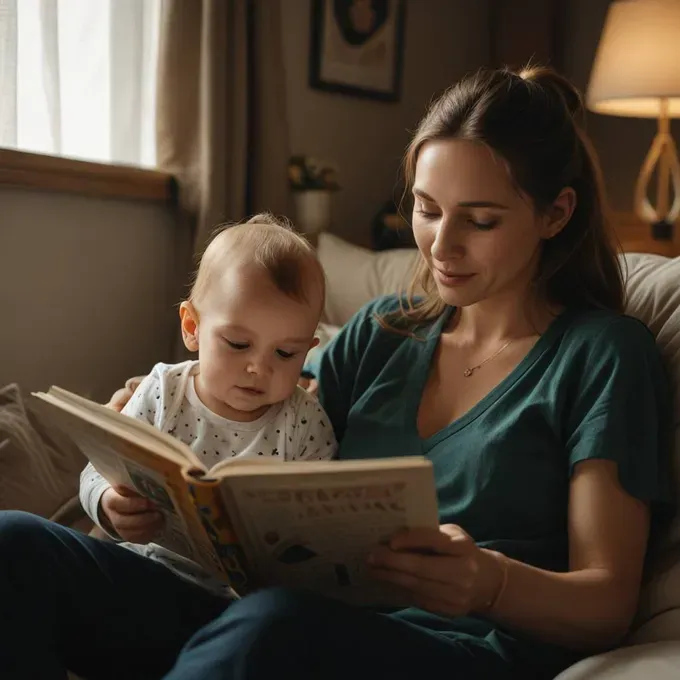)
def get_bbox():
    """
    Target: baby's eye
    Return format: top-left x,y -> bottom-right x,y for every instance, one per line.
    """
276,349 -> 296,360
225,339 -> 249,350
